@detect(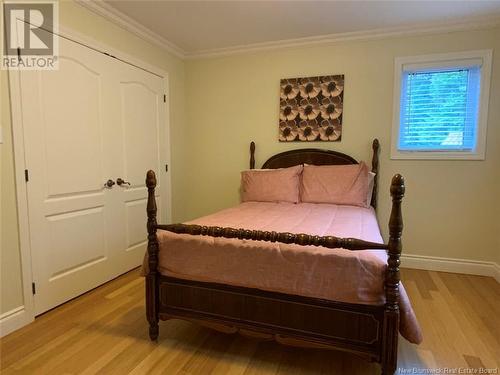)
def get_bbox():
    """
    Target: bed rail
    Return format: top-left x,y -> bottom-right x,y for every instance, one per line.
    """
156,223 -> 388,251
